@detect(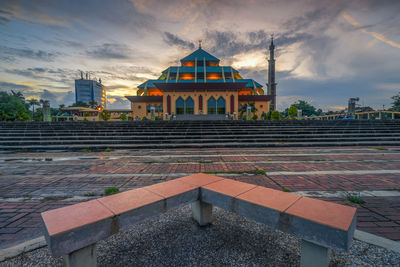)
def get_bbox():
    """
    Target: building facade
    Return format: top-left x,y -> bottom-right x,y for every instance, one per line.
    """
75,78 -> 106,108
126,41 -> 276,120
